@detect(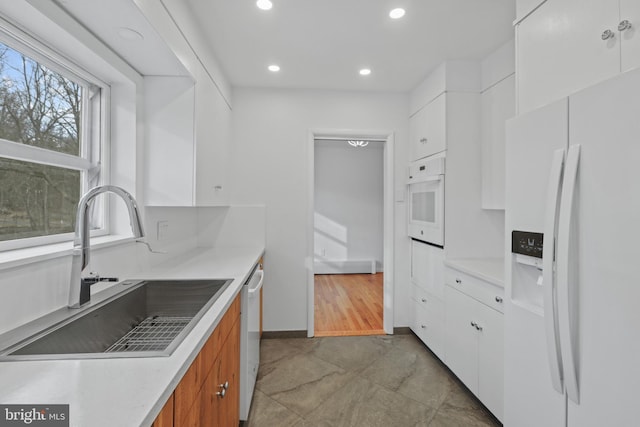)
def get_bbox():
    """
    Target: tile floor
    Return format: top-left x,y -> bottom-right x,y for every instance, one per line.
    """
245,334 -> 501,426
